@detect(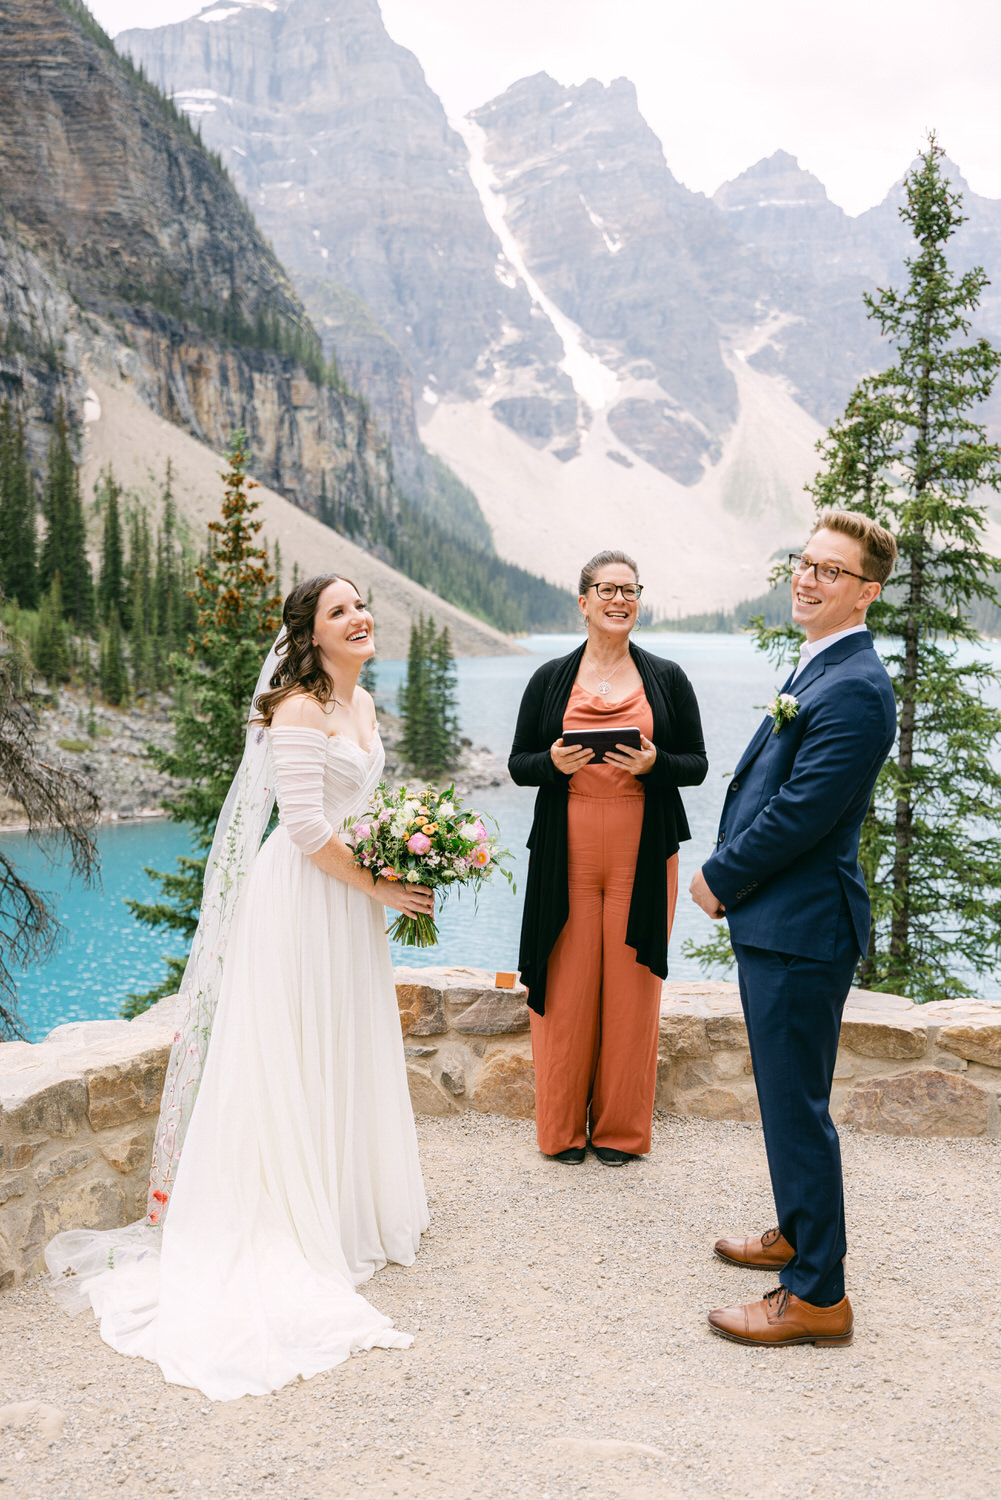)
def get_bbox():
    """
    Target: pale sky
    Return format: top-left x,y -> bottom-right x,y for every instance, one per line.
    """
88,0 -> 1001,216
